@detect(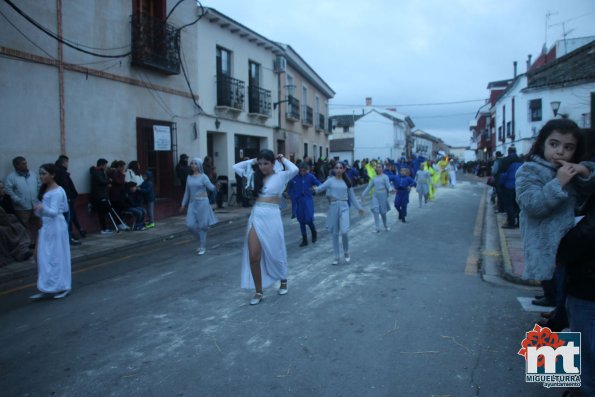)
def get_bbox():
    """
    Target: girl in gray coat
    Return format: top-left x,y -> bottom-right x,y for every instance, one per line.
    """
516,119 -> 595,294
